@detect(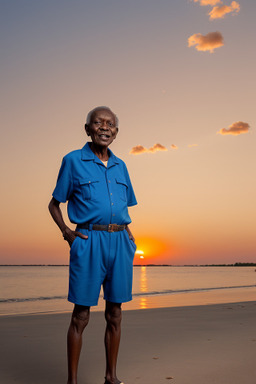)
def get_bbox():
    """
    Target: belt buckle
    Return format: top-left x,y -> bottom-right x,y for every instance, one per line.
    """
108,224 -> 117,232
